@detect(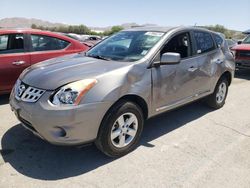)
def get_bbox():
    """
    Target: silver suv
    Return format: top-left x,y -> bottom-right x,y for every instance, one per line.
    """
10,27 -> 235,157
